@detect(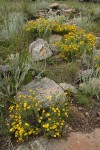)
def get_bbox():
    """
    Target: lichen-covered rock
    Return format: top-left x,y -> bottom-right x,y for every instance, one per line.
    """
29,39 -> 52,61
18,78 -> 64,106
